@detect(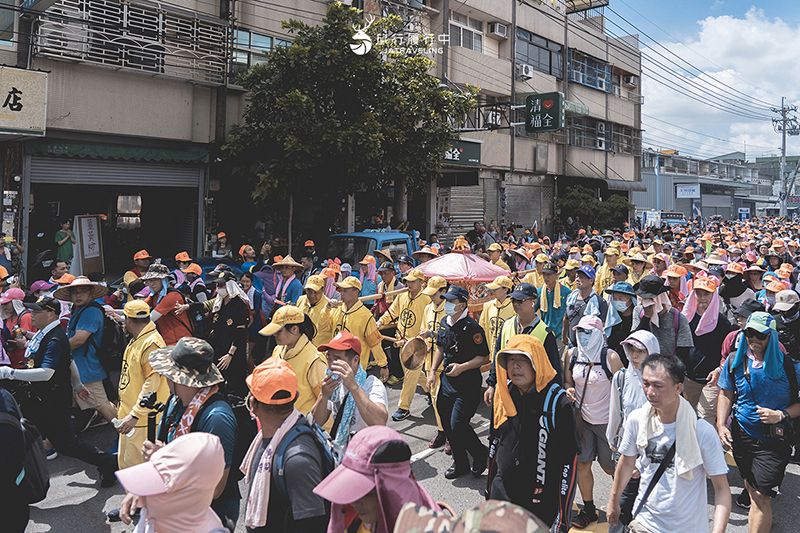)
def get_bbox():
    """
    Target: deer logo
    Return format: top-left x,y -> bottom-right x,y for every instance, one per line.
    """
350,16 -> 375,55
